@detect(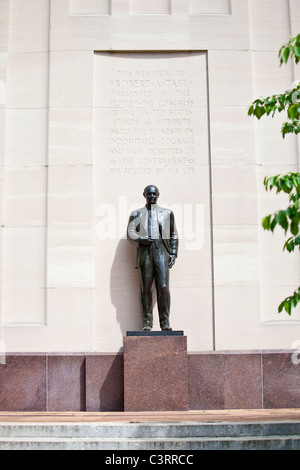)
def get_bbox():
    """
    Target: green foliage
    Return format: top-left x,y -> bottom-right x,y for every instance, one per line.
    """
278,287 -> 300,315
248,35 -> 300,315
262,173 -> 300,315
279,34 -> 300,65
262,173 -> 300,240
261,173 -> 300,316
248,34 -> 300,139
248,85 -> 300,138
